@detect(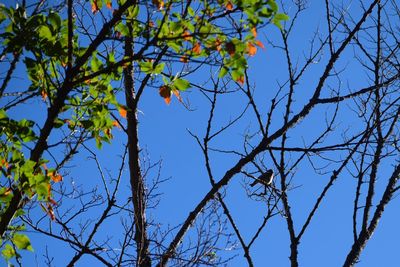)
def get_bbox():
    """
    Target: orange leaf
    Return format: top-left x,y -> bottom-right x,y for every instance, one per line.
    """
192,42 -> 201,54
152,0 -> 164,10
91,1 -> 99,13
215,38 -> 222,52
225,41 -> 236,56
119,106 -> 127,118
237,75 -> 245,85
247,42 -> 257,56
255,40 -> 265,49
1,159 -> 9,168
50,172 -> 63,182
225,1 -> 233,11
159,85 -> 171,105
112,120 -> 121,128
41,89 -> 48,101
182,31 -> 192,41
180,56 -> 189,63
106,0 -> 112,9
251,27 -> 257,38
